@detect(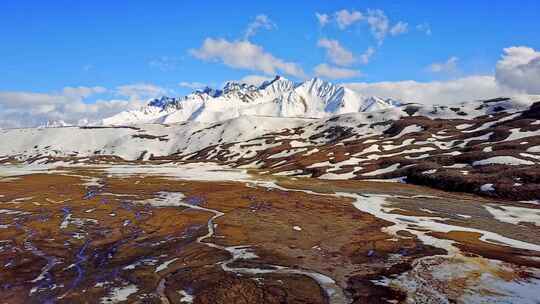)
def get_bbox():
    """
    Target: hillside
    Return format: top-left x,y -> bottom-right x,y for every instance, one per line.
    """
1,95 -> 539,200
